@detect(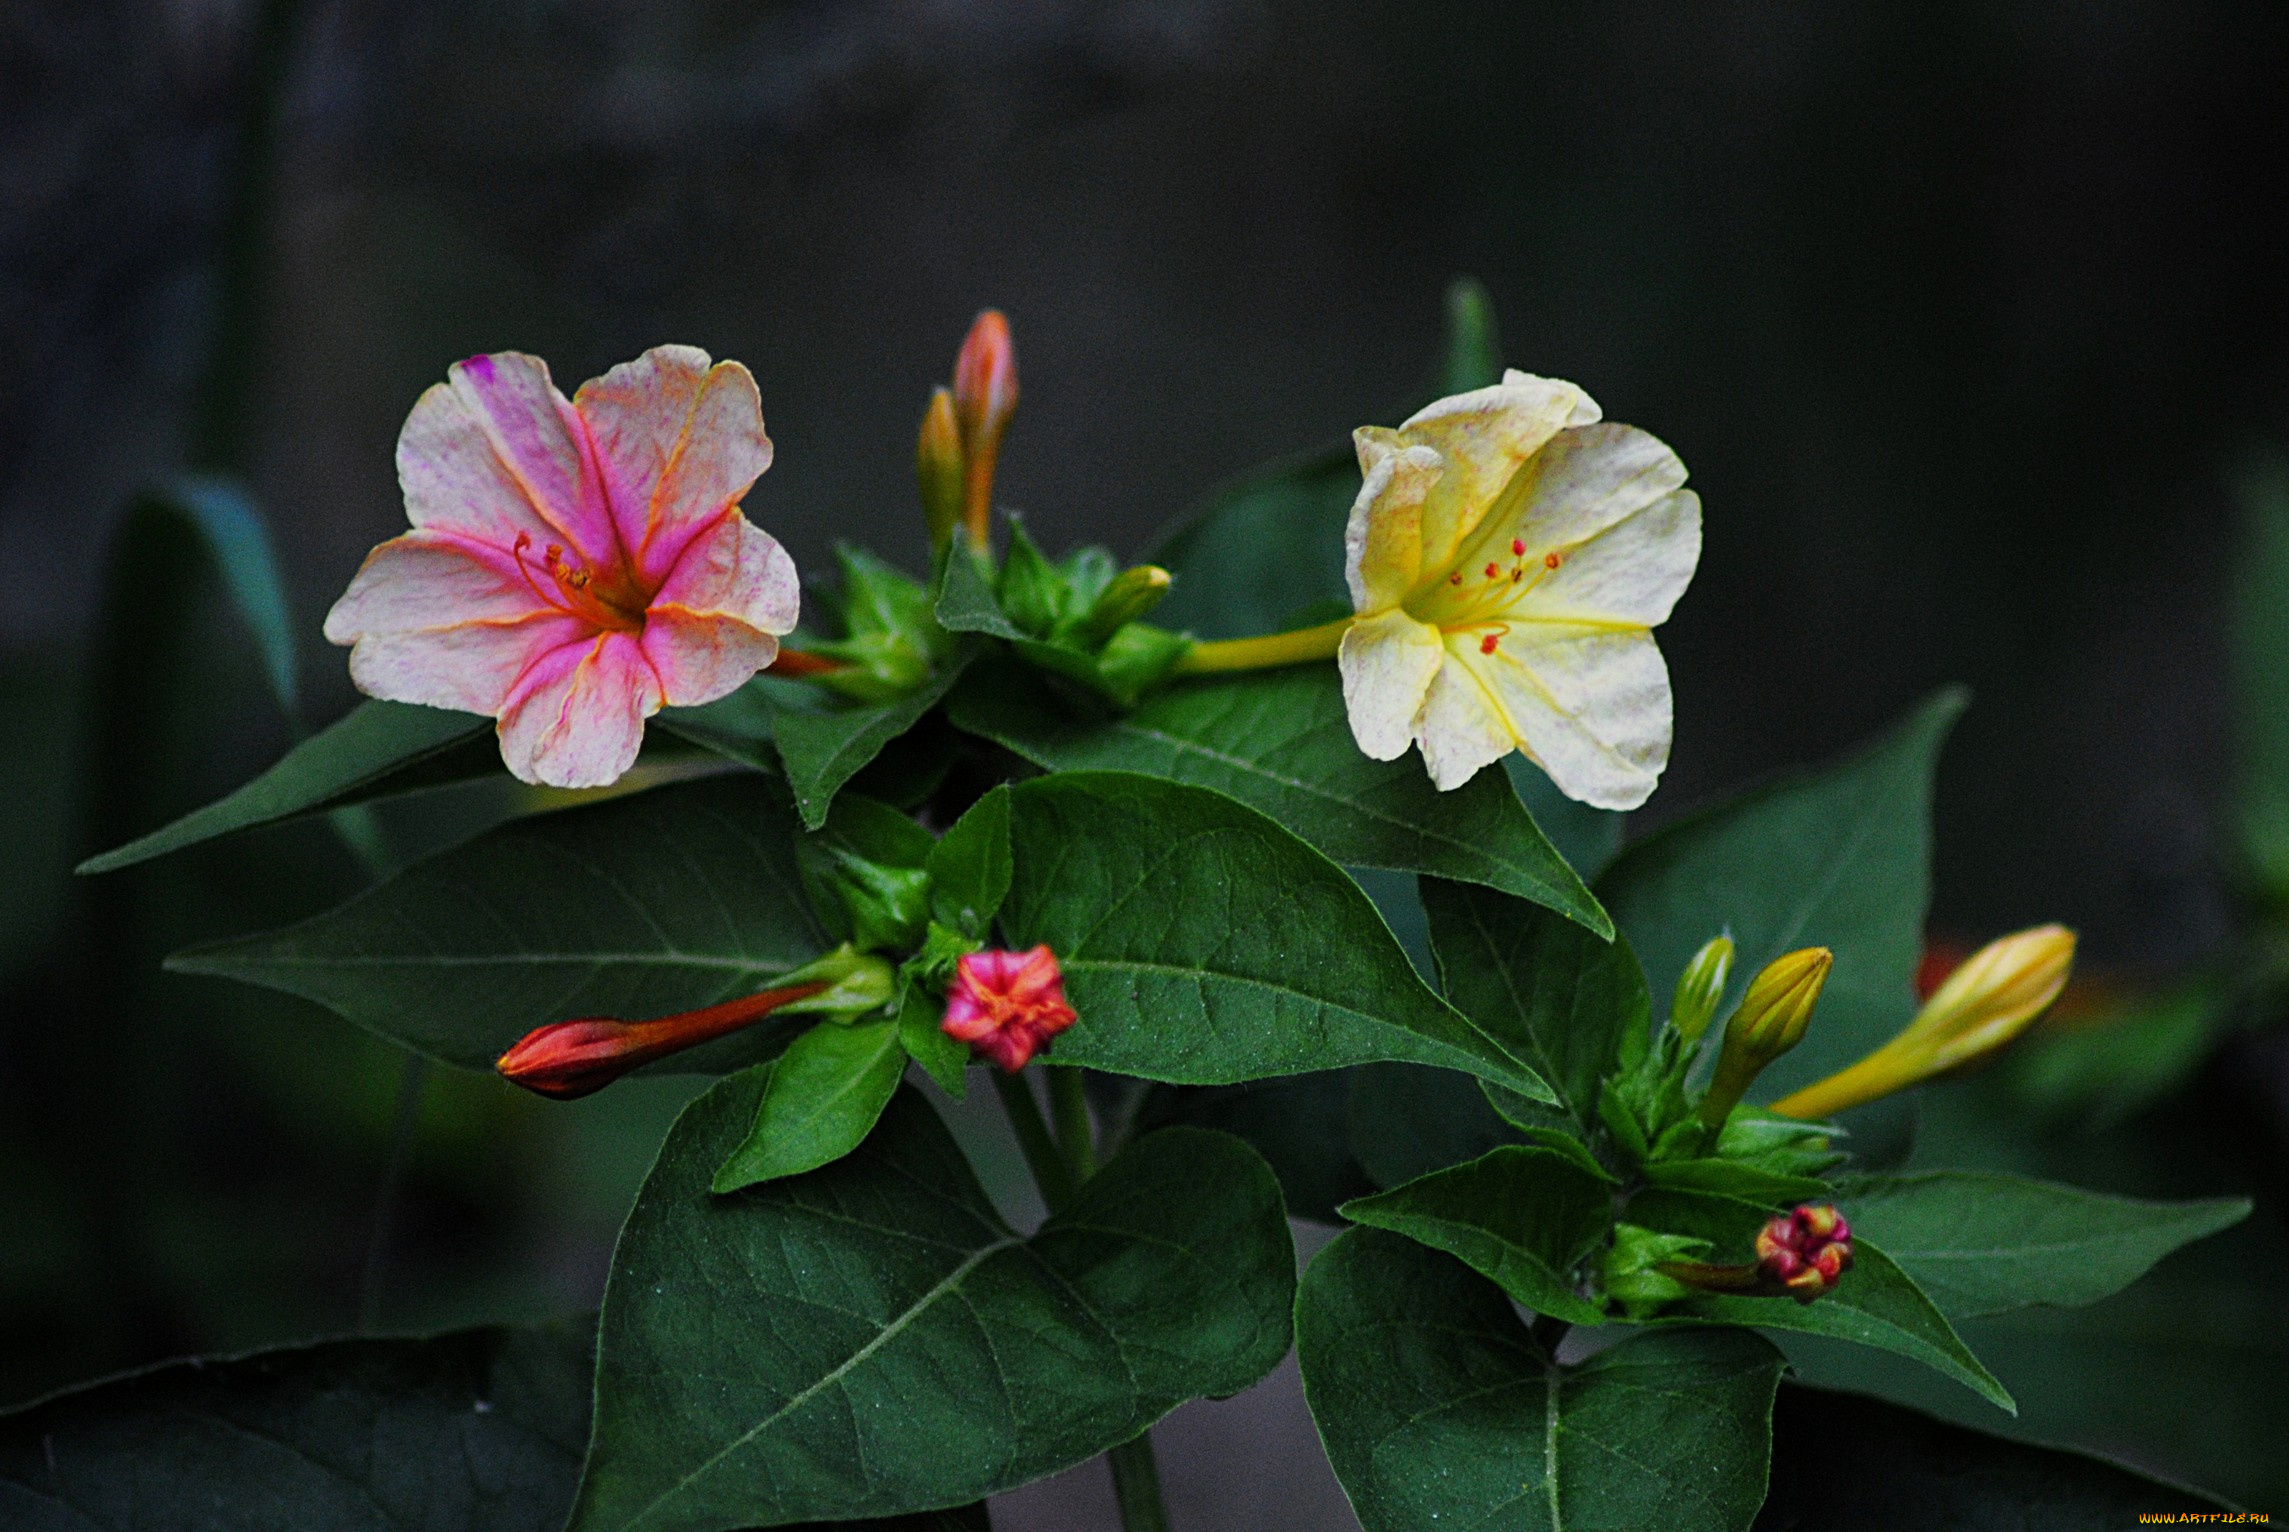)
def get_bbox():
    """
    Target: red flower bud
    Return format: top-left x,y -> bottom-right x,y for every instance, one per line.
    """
496,980 -> 827,1100
1755,1202 -> 1854,1303
941,944 -> 1076,1073
950,309 -> 1017,550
